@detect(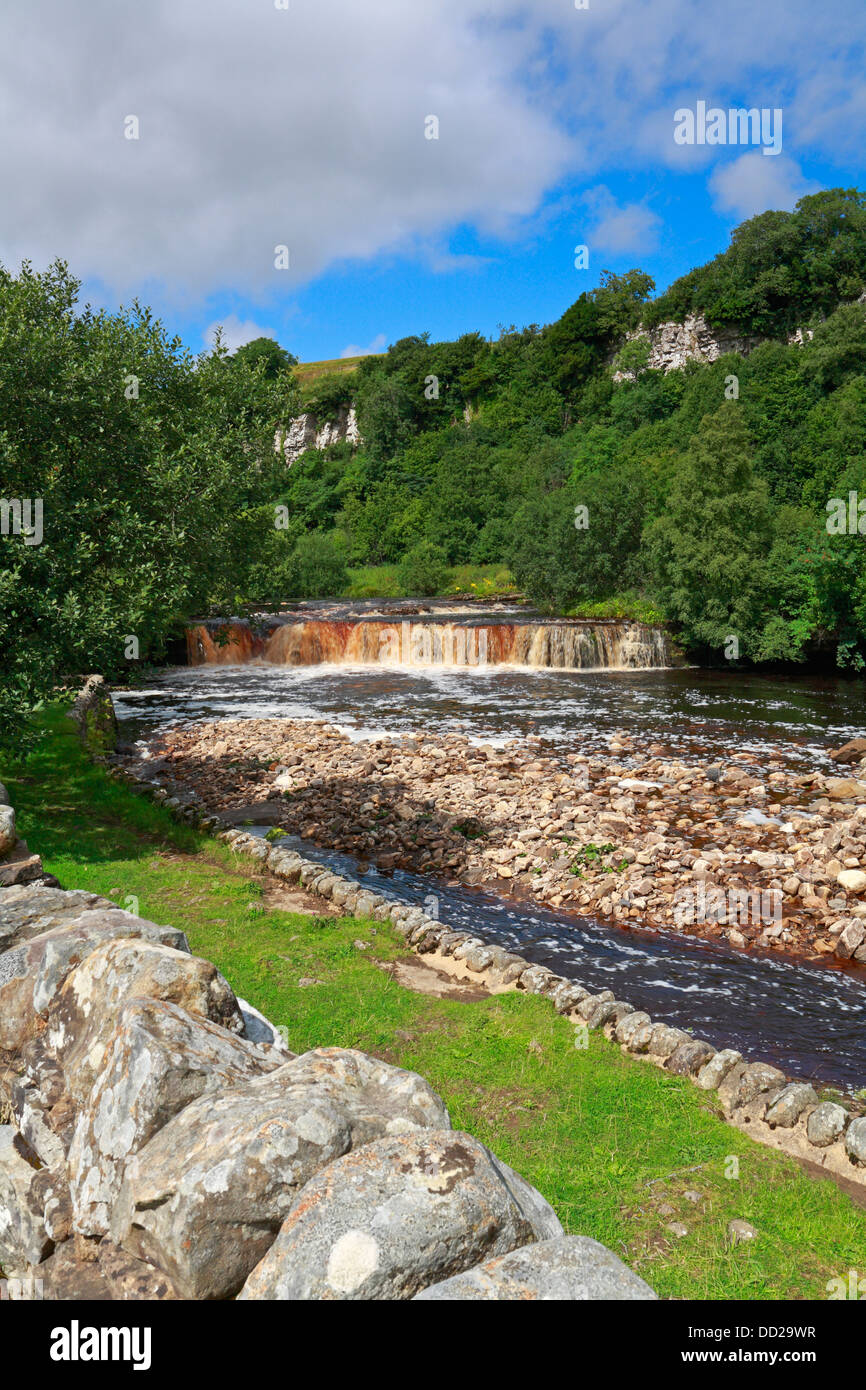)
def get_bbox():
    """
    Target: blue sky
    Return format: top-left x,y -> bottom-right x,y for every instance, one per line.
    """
1,0 -> 864,362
